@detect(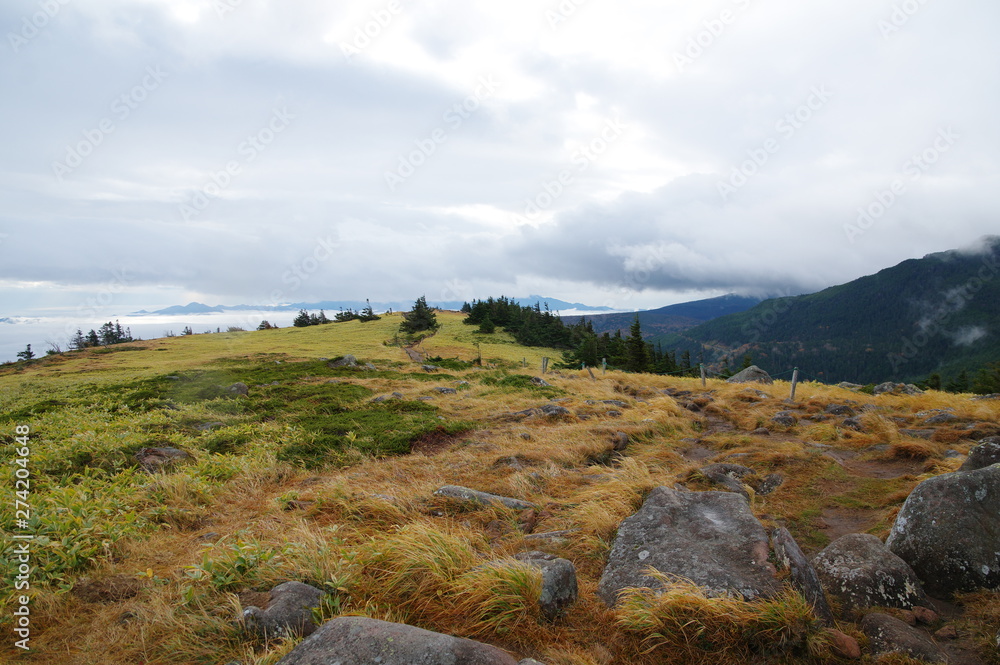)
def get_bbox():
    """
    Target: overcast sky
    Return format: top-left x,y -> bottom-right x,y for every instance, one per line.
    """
1,0 -> 998,319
